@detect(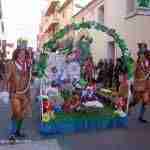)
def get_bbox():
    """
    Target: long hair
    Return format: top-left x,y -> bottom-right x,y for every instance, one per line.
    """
12,48 -> 27,61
